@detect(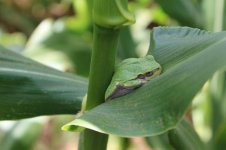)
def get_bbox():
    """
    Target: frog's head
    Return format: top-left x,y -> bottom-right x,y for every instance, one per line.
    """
118,55 -> 162,82
134,55 -> 161,84
105,55 -> 161,100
